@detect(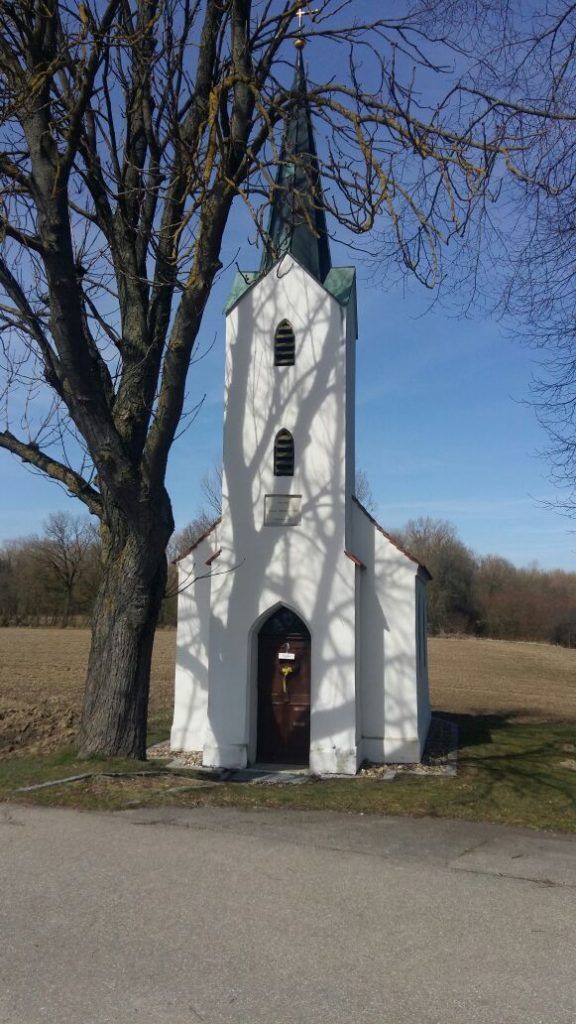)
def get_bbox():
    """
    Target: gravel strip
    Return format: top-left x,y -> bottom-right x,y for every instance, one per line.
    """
359,717 -> 458,778
147,717 -> 457,780
147,742 -> 202,767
